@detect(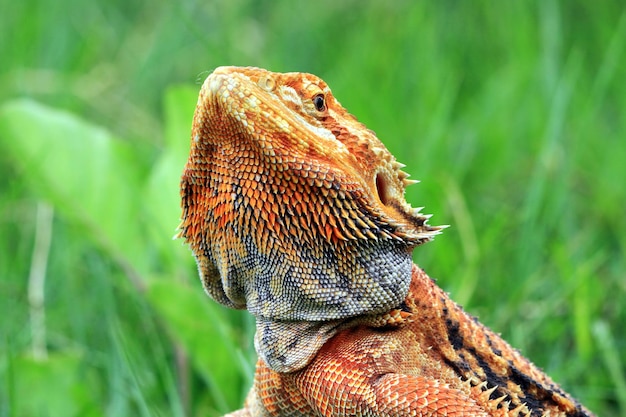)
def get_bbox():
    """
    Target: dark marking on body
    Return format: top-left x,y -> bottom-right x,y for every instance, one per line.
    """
445,316 -> 464,352
506,361 -> 562,416
442,356 -> 471,376
485,333 -> 502,357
